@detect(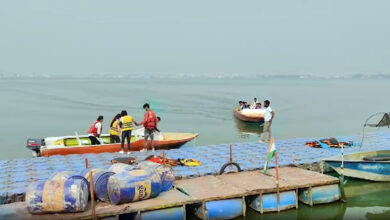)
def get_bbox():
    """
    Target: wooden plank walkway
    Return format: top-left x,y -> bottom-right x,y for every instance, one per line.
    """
0,167 -> 339,220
